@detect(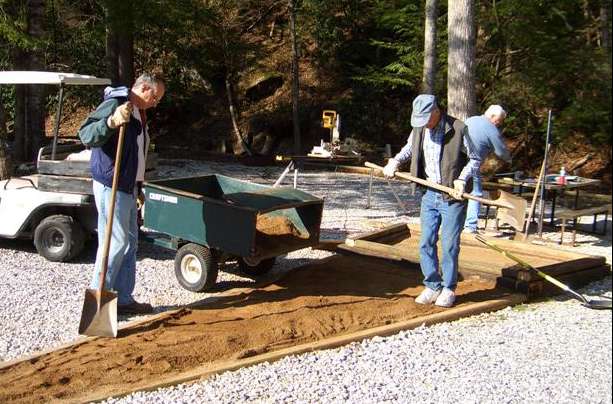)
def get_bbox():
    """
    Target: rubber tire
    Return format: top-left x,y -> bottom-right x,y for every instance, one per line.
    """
239,257 -> 276,276
174,244 -> 219,292
33,215 -> 85,262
